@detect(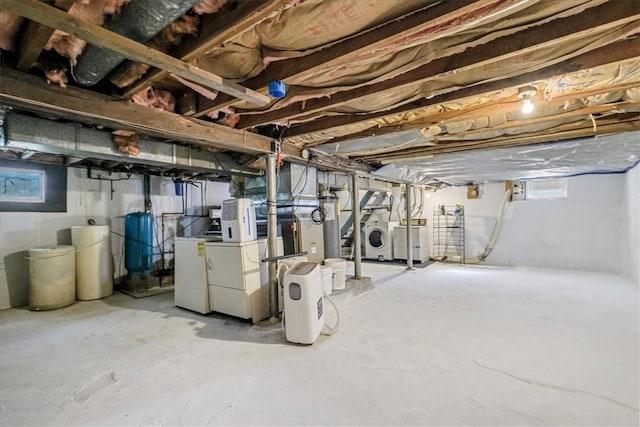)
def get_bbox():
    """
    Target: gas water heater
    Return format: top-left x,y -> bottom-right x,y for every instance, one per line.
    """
283,262 -> 325,345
